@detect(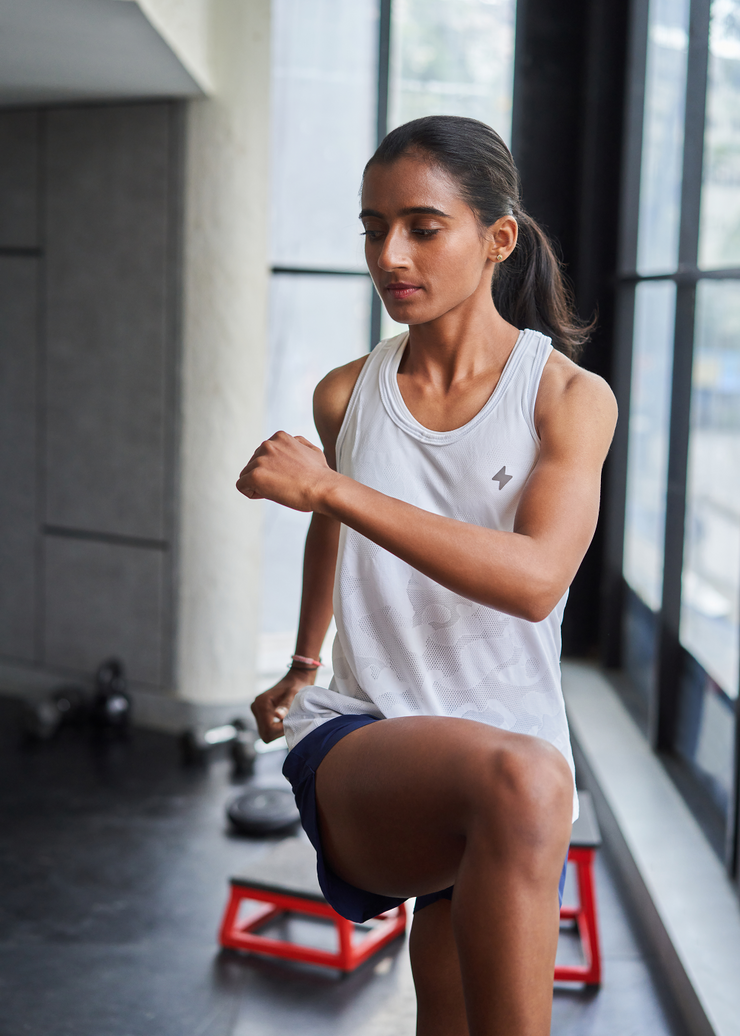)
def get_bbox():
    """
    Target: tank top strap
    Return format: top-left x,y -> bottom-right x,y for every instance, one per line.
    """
515,330 -> 553,443
335,334 -> 404,470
